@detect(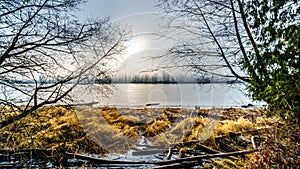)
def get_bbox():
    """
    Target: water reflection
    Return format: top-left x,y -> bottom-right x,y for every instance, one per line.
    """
117,83 -> 182,106
72,83 -> 254,108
